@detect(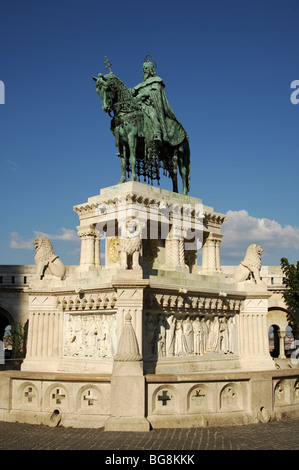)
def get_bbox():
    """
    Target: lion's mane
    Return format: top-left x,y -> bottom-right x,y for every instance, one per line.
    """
241,244 -> 263,271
